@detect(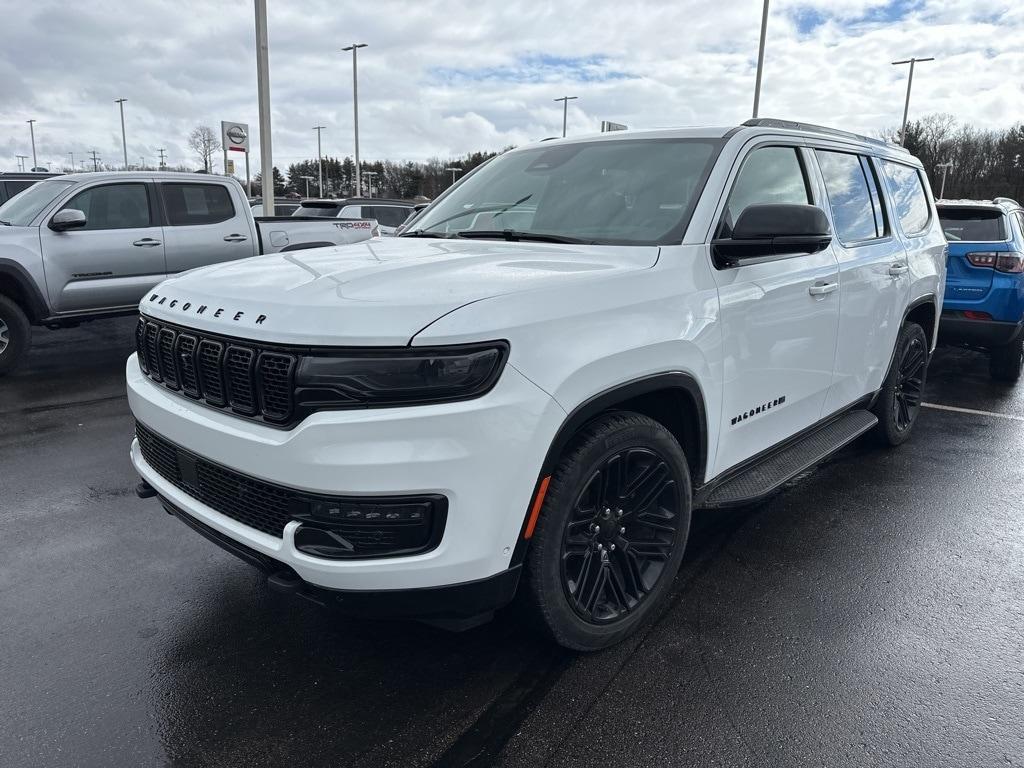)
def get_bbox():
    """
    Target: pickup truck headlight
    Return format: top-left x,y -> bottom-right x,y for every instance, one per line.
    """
294,342 -> 509,408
